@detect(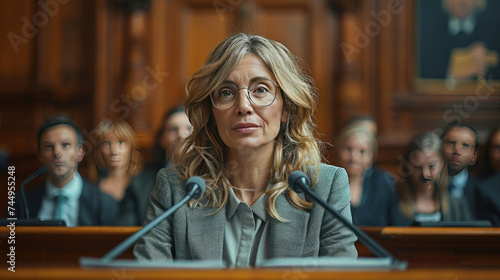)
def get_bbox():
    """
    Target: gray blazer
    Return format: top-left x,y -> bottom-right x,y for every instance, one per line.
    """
133,163 -> 358,261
